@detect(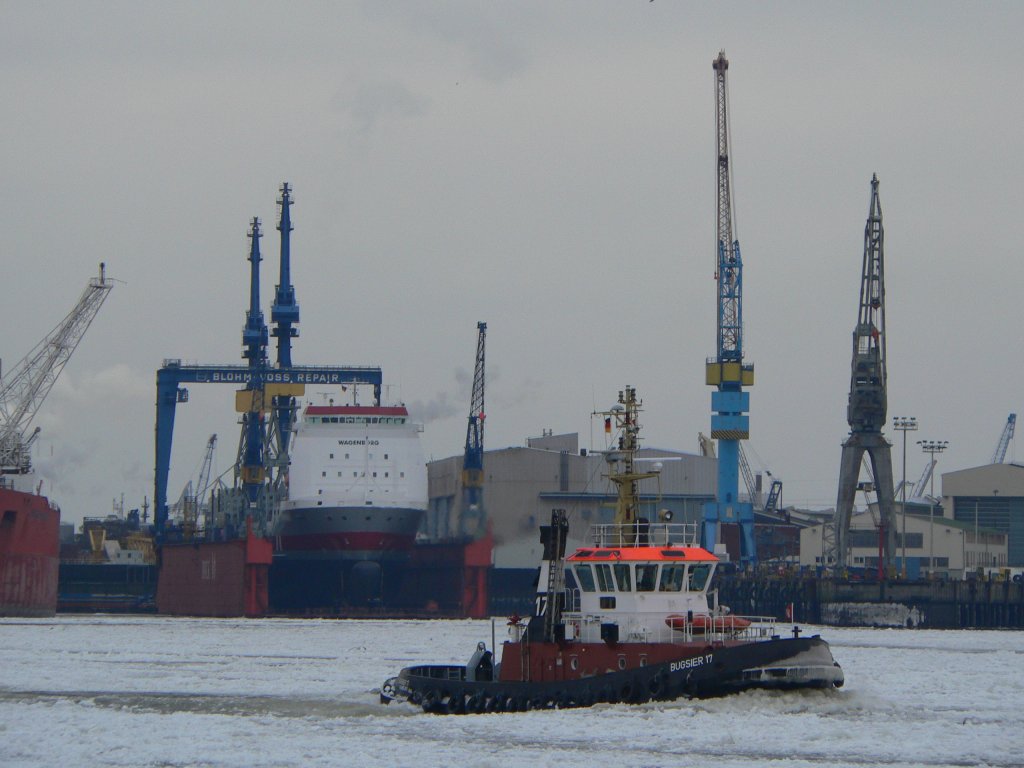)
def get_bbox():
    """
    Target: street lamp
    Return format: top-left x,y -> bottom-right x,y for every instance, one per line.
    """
917,439 -> 948,577
893,416 -> 918,577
